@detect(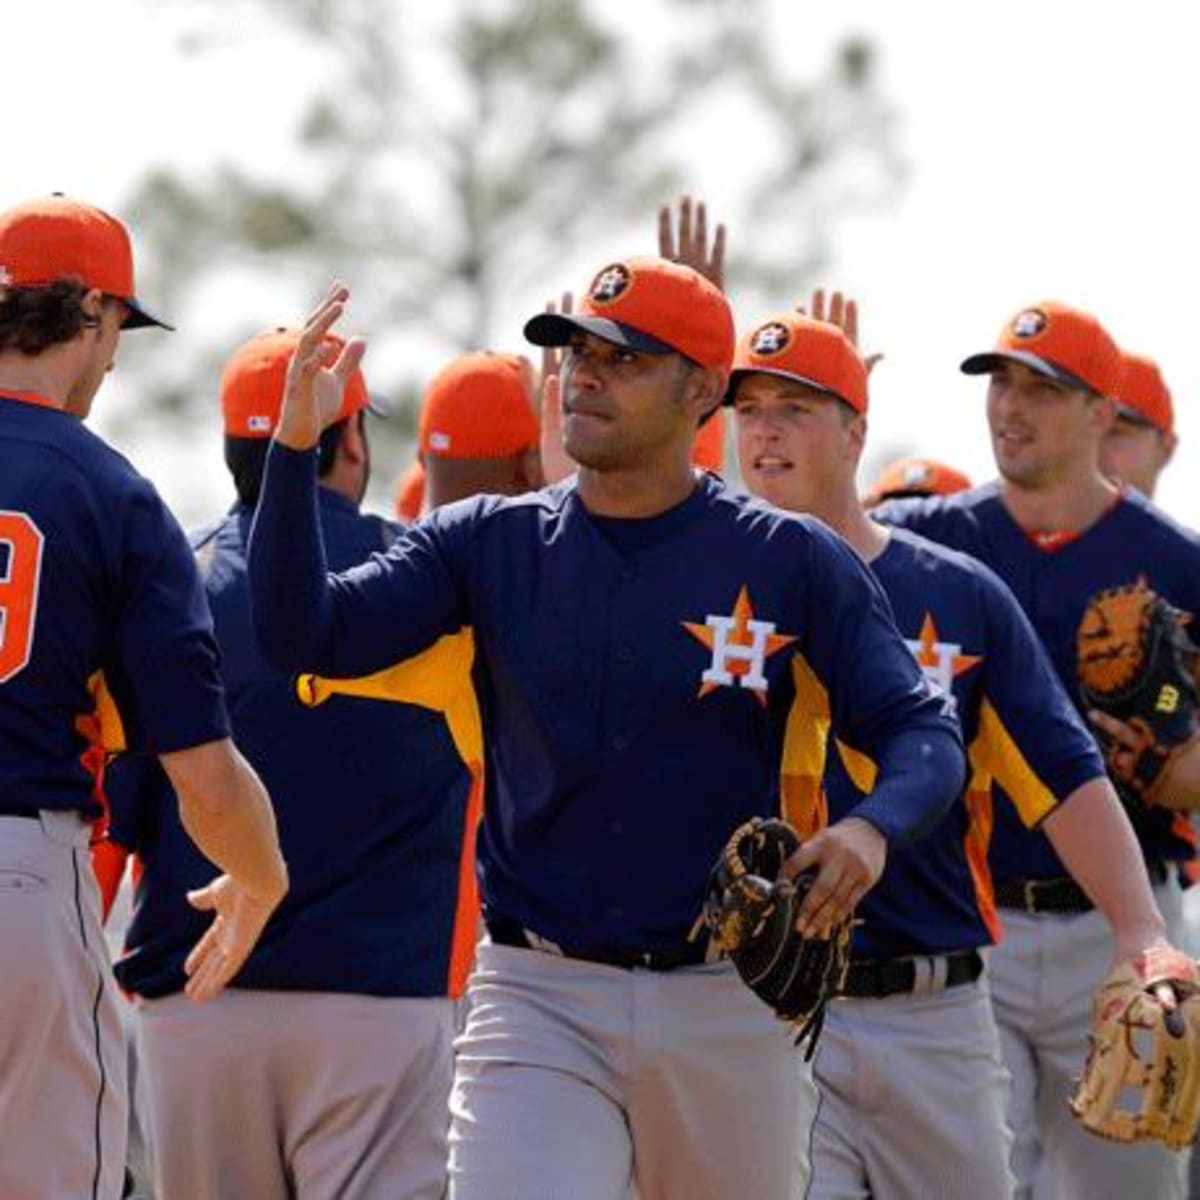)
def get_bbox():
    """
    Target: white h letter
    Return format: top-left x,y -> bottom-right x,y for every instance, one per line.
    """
701,615 -> 776,691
